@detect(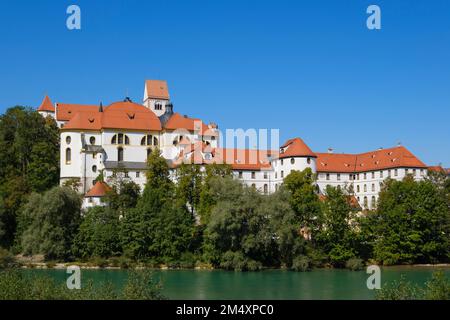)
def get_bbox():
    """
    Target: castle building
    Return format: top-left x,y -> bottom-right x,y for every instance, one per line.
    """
37,80 -> 432,210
